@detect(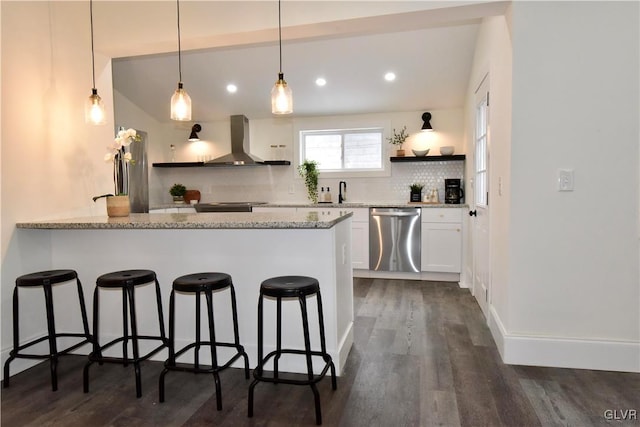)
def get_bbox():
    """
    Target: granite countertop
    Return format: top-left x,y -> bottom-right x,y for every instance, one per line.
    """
149,202 -> 467,211
16,211 -> 353,230
262,202 -> 468,208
